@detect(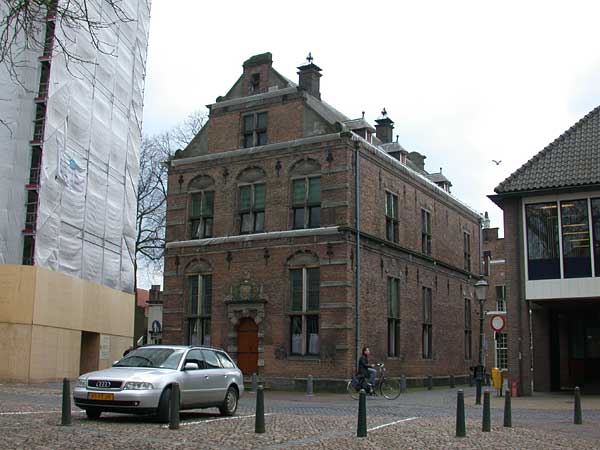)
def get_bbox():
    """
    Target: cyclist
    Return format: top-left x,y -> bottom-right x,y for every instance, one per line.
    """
358,346 -> 377,394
